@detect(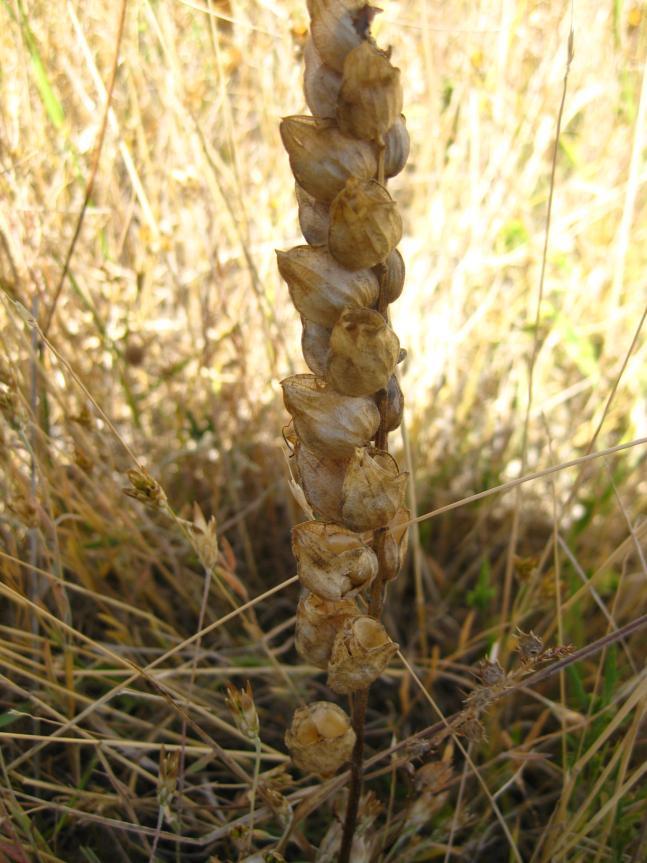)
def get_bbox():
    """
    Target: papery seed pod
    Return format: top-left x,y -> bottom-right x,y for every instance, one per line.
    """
295,591 -> 359,667
328,615 -> 398,693
326,307 -> 400,397
277,246 -> 379,329
329,177 -> 403,270
285,701 -> 356,777
337,41 -> 403,142
388,505 -> 410,563
381,247 -> 405,304
295,183 -> 330,246
304,36 -> 342,118
292,520 -> 378,600
280,116 -> 377,204
384,374 -> 404,432
341,447 -> 408,532
308,0 -> 371,73
384,115 -> 410,178
381,529 -> 401,582
291,440 -> 347,521
301,319 -> 331,376
281,374 -> 380,458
